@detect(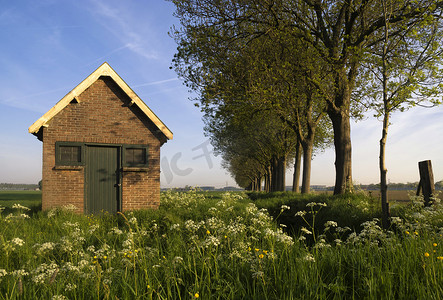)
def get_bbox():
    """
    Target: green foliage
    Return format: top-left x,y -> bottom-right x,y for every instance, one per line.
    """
170,0 -> 443,194
250,192 -> 380,236
2,191 -> 443,298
